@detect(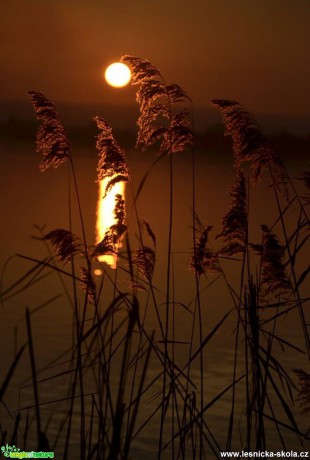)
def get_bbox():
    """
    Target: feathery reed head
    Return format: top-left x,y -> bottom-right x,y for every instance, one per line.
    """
217,169 -> 247,256
212,99 -> 289,198
130,62 -> 168,152
133,221 -> 157,282
166,84 -> 191,104
293,368 -> 310,414
259,225 -> 292,297
94,116 -> 129,196
120,55 -> 193,155
299,168 -> 310,190
120,55 -> 162,85
134,246 -> 156,282
142,220 -> 156,247
190,223 -> 220,276
298,167 -> 310,205
93,194 -> 127,259
28,91 -> 70,171
43,229 -> 83,263
160,110 -> 193,155
79,267 -> 96,304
